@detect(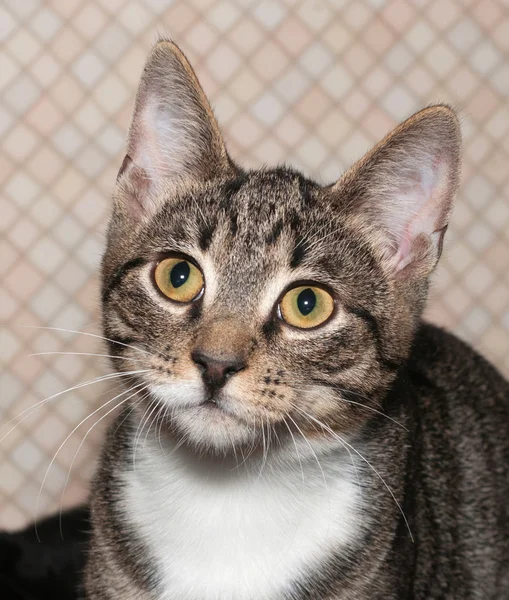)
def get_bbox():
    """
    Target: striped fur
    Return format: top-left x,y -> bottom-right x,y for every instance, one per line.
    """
84,41 -> 509,599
